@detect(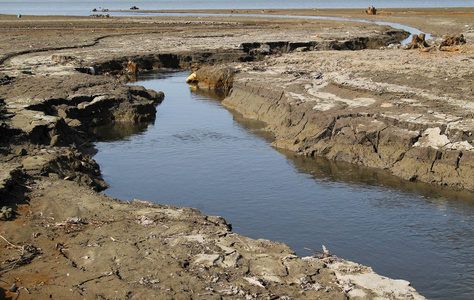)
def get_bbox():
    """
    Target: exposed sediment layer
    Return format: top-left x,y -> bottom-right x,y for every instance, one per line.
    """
2,10 -> 472,298
222,44 -> 474,191
0,70 -> 426,299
